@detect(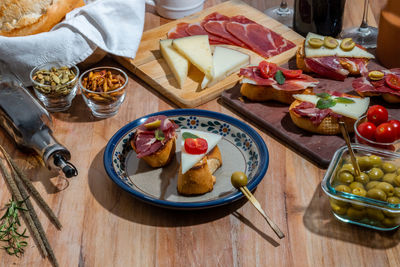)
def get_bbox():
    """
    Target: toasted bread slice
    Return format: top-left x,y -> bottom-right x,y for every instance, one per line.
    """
131,137 -> 176,168
177,146 -> 222,195
240,82 -> 309,104
289,100 -> 356,135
